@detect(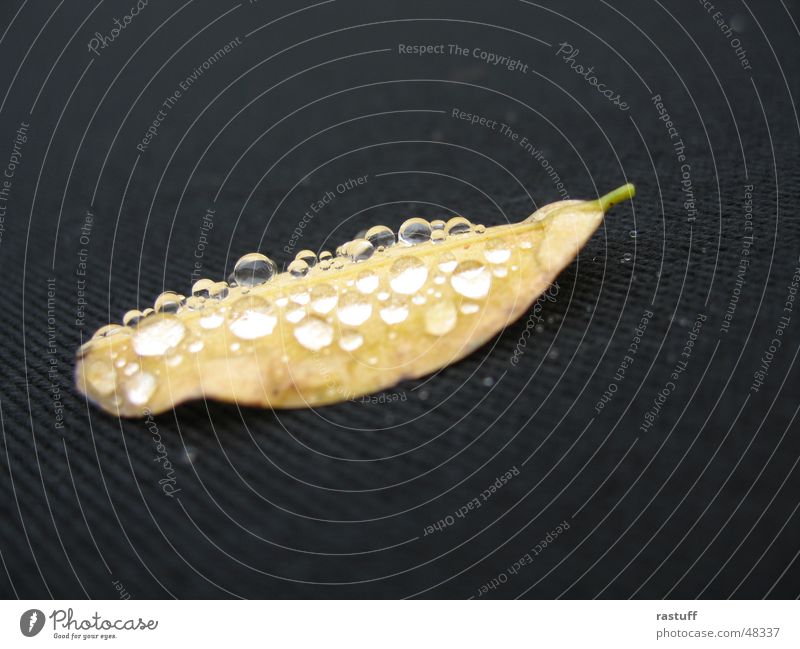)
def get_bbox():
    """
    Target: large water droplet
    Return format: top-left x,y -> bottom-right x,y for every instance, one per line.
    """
389,256 -> 428,294
125,372 -> 157,406
228,295 -> 277,339
445,216 -> 472,236
132,314 -> 186,356
356,270 -> 379,294
337,291 -> 372,326
451,260 -> 492,299
288,259 -> 309,278
234,253 -> 277,286
310,283 -> 338,314
398,218 -> 431,245
365,225 -> 395,248
154,291 -> 183,314
379,295 -> 410,324
425,299 -> 457,336
294,316 -> 334,351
